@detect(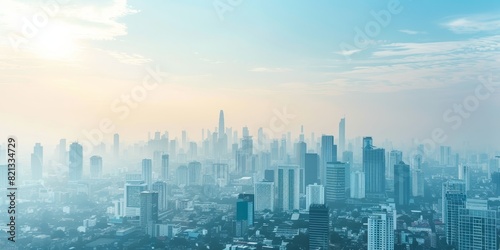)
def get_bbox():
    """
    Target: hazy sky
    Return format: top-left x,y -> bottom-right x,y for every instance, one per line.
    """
1,0 -> 499,151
